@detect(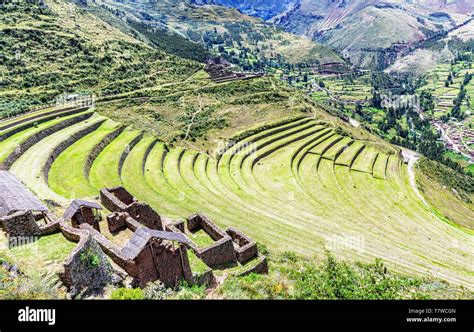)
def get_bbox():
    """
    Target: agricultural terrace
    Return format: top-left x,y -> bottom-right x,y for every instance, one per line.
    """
420,60 -> 474,118
273,68 -> 372,112
419,55 -> 474,168
0,108 -> 472,290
